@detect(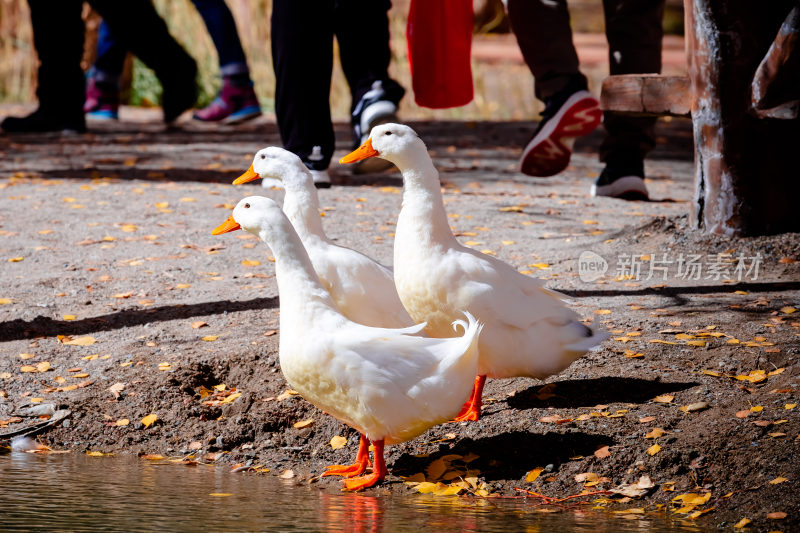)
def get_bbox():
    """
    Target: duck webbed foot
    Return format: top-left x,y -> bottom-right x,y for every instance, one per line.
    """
452,374 -> 486,422
342,439 -> 387,491
322,433 -> 371,478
